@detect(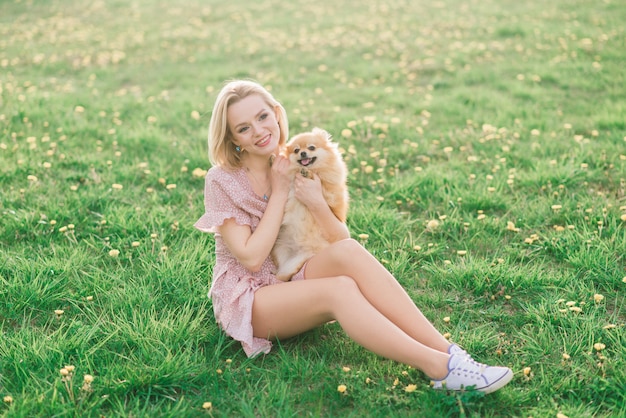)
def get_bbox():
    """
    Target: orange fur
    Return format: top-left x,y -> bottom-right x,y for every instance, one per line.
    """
272,128 -> 349,281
